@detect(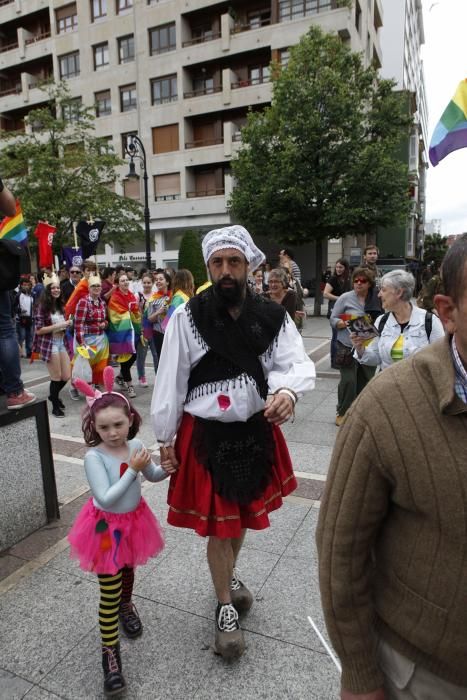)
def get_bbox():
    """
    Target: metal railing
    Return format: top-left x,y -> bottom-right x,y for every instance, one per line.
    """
0,40 -> 19,53
185,137 -> 223,149
25,31 -> 52,45
231,76 -> 269,89
231,17 -> 271,34
0,85 -> 21,97
186,188 -> 225,198
182,31 -> 221,48
183,85 -> 222,99
155,194 -> 180,201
